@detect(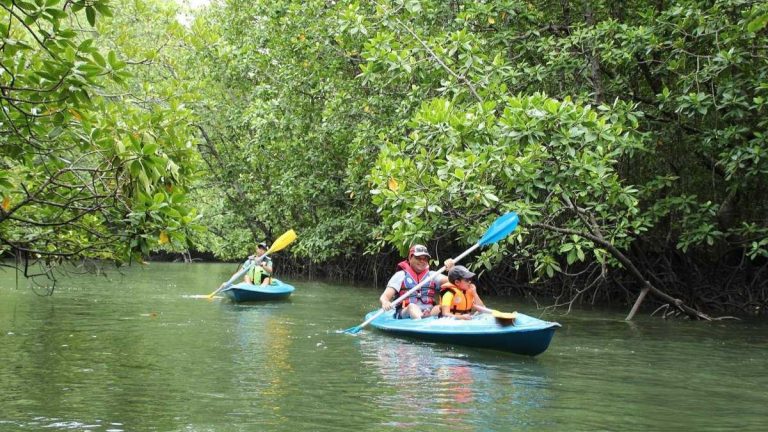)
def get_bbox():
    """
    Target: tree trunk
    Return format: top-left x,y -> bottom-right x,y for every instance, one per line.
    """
583,4 -> 604,104
533,221 -> 712,320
